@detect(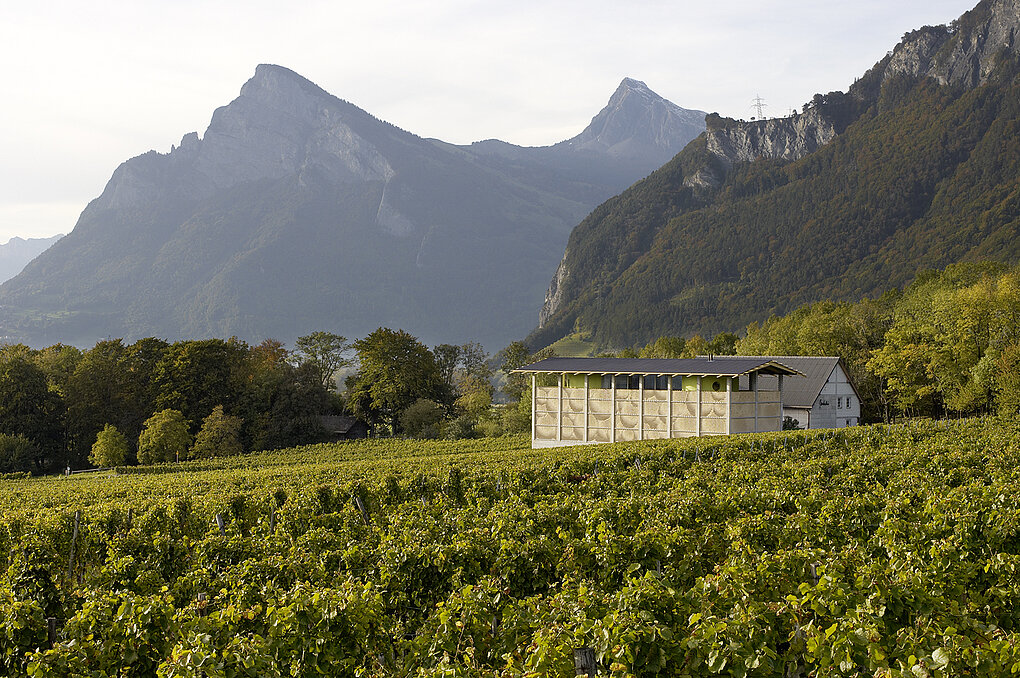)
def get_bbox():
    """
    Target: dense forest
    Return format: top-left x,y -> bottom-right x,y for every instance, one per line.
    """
0,329 -> 517,476
533,24 -> 1020,349
619,262 -> 1020,424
